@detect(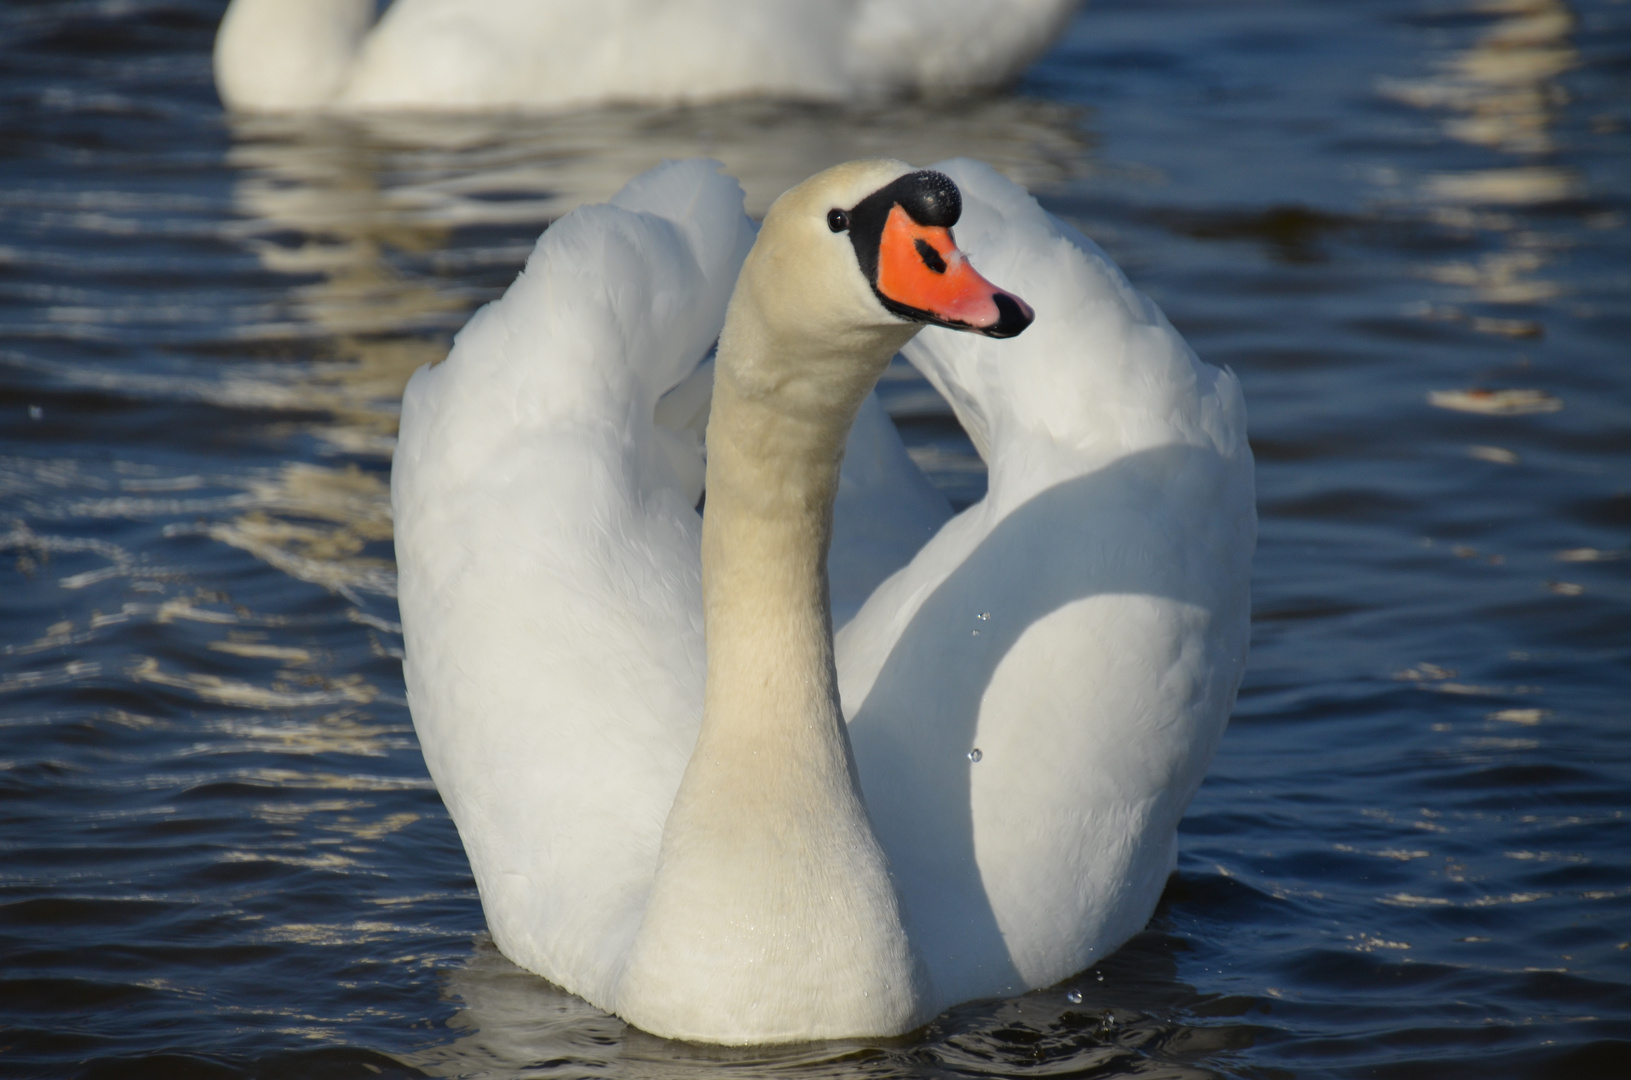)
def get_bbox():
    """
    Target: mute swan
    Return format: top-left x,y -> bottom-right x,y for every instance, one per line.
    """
391,158 -> 1254,1043
214,0 -> 1082,114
